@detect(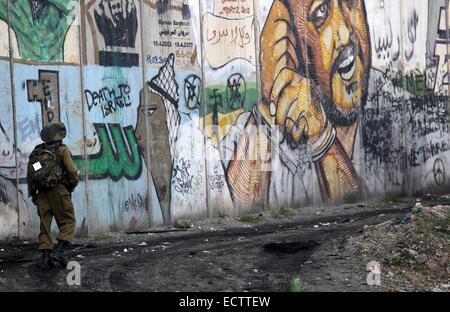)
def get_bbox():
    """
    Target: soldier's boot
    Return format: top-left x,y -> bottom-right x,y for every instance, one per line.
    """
38,250 -> 51,269
52,240 -> 70,267
55,240 -> 70,252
